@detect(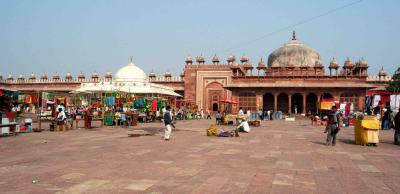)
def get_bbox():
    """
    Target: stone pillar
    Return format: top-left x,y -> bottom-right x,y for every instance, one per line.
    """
288,94 -> 292,113
333,91 -> 340,103
316,93 -> 321,113
274,94 -> 278,112
256,92 -> 263,111
358,96 -> 364,112
302,93 -> 307,114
